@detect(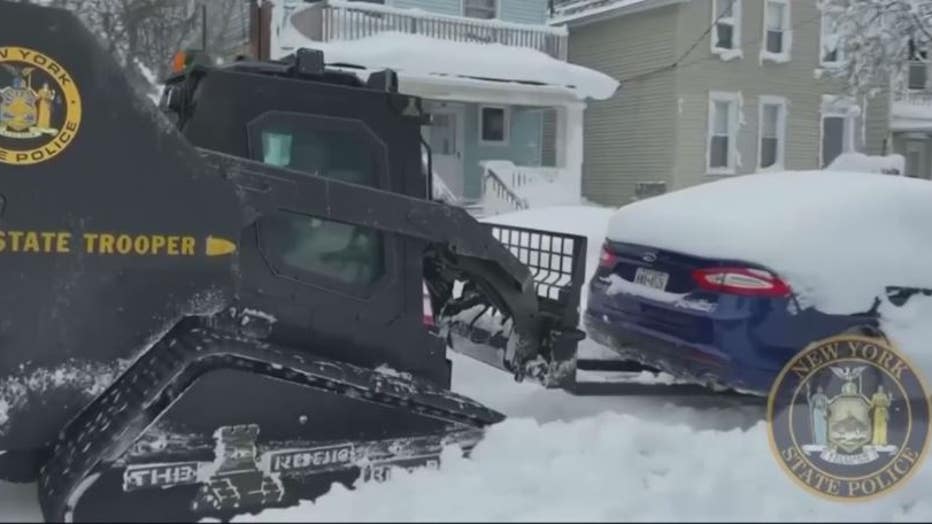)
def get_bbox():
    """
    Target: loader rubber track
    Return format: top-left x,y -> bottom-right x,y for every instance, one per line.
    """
38,319 -> 502,522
